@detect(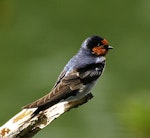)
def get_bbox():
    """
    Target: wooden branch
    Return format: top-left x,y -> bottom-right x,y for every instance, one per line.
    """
0,93 -> 93,138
